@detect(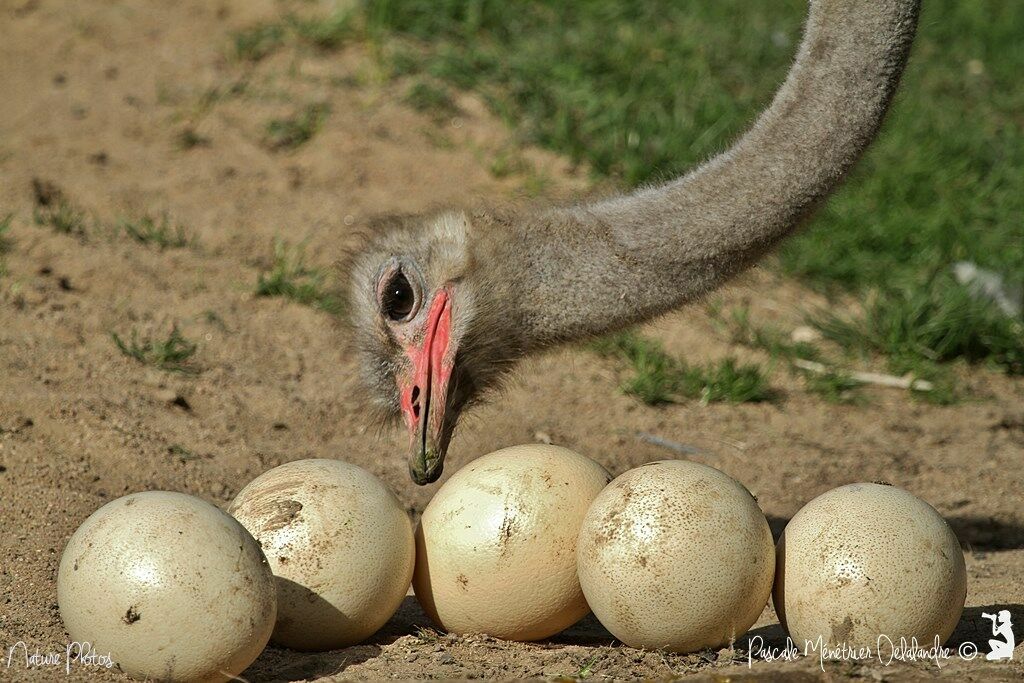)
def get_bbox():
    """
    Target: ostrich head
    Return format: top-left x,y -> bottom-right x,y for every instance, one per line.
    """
346,210 -> 519,485
344,0 -> 919,485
